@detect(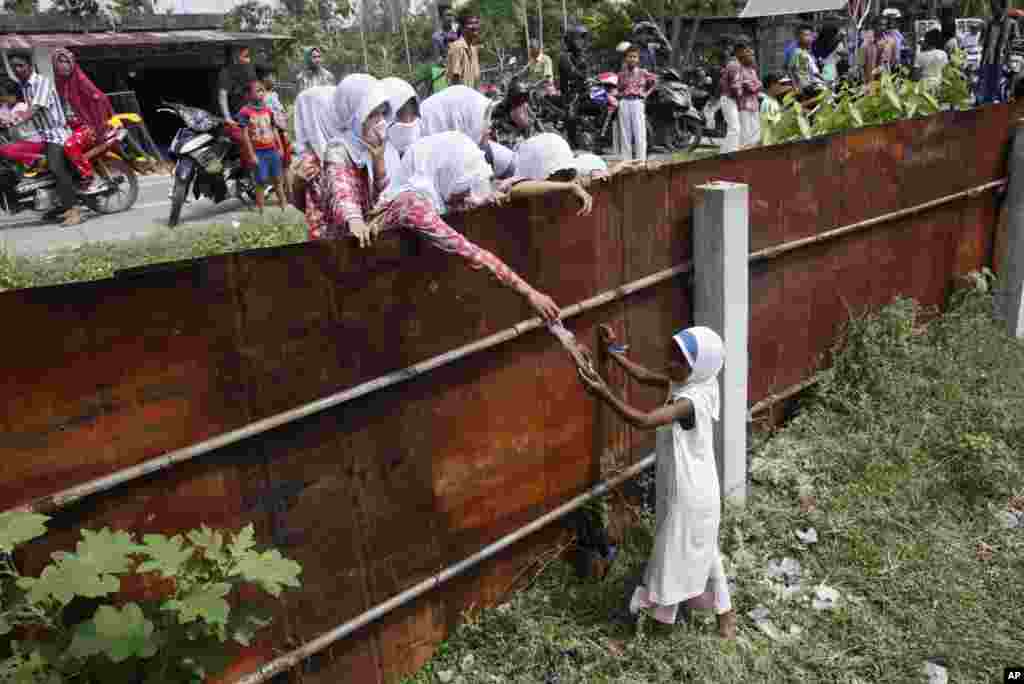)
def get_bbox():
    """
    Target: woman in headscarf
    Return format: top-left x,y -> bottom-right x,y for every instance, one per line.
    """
297,46 -> 335,92
576,324 -> 737,639
419,84 -> 500,165
378,76 -> 421,176
502,132 -> 593,215
51,48 -> 114,191
362,130 -> 560,323
292,74 -> 386,242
